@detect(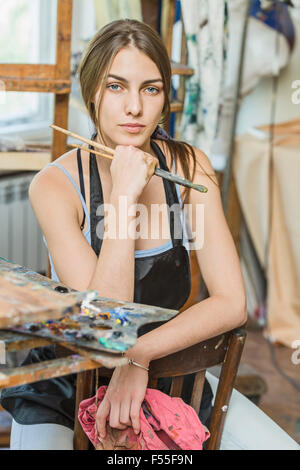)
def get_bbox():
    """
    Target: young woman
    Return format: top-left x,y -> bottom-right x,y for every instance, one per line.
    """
2,19 -> 298,451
